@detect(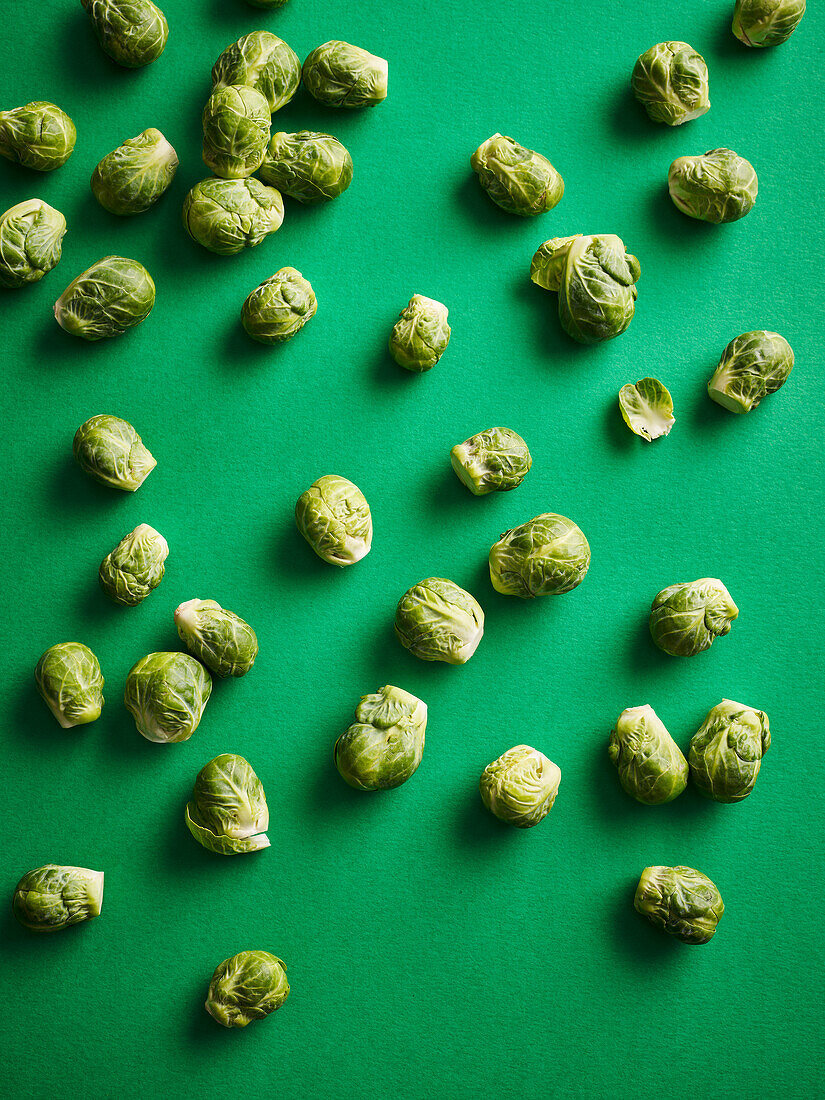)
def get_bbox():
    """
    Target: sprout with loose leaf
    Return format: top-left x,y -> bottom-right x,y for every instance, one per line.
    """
13,865 -> 104,933
124,652 -> 212,743
389,295 -> 451,372
81,0 -> 168,68
0,102 -> 76,171
334,685 -> 427,791
202,85 -> 271,179
708,330 -> 794,413
99,524 -> 168,606
182,177 -> 284,256
91,128 -> 178,216
259,131 -> 353,204
489,513 -> 590,599
649,578 -> 739,657
211,32 -> 301,113
35,643 -> 104,728
186,754 -> 269,855
295,475 -> 372,566
732,0 -> 806,47
689,699 -> 770,802
175,599 -> 258,677
618,378 -> 675,441
480,745 -> 561,828
634,866 -> 724,944
395,578 -> 484,664
241,267 -> 317,343
302,41 -> 388,108
631,42 -> 710,126
205,951 -> 289,1028
73,415 -> 156,491
55,256 -> 155,340
470,134 -> 564,216
451,427 -> 532,495
608,706 -> 688,805
668,149 -> 758,223
0,199 -> 66,288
